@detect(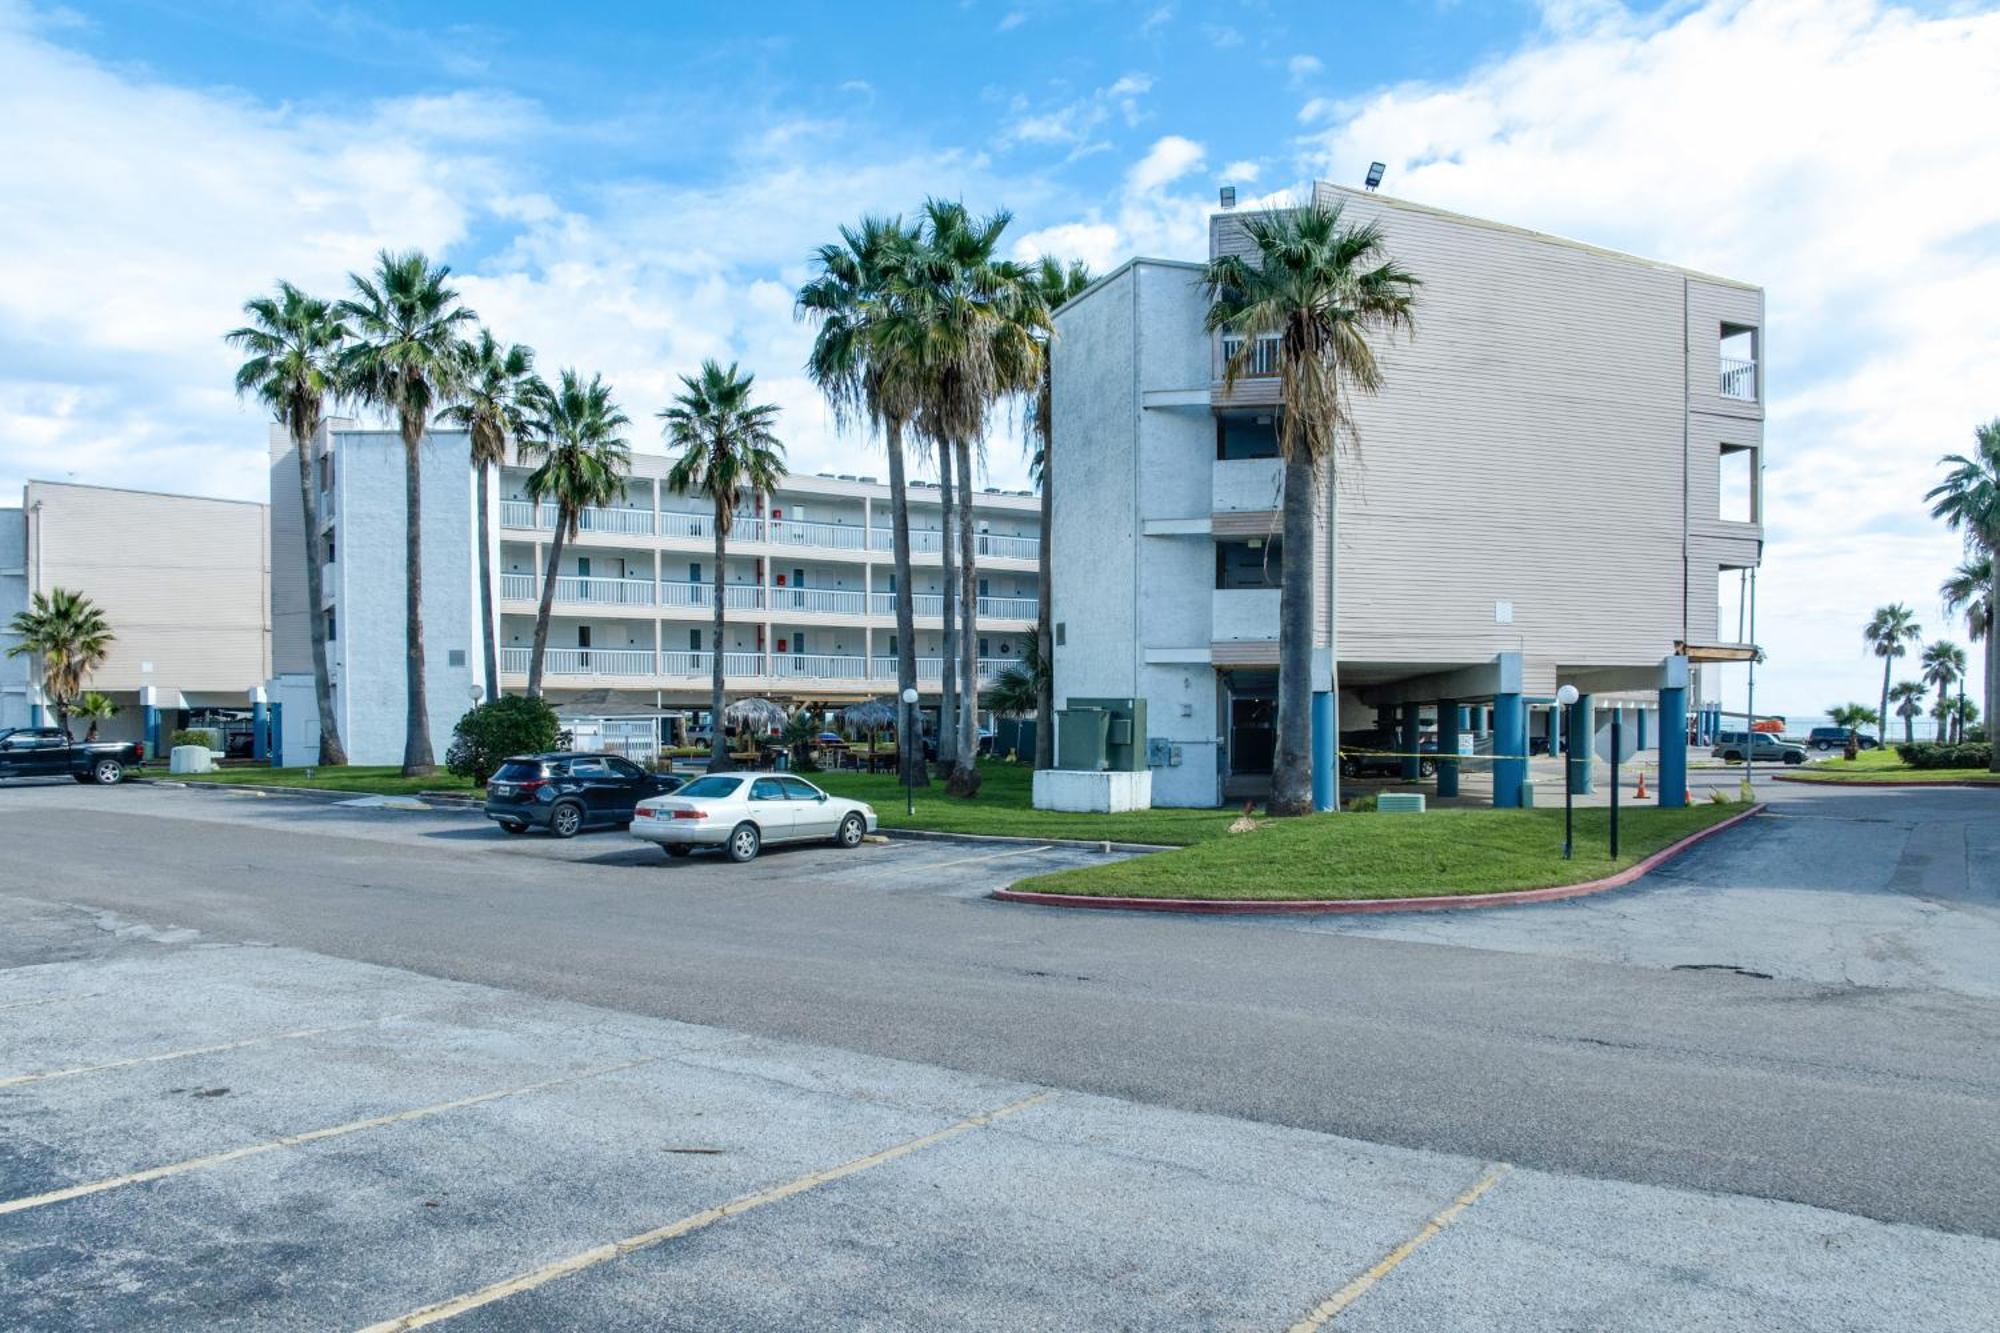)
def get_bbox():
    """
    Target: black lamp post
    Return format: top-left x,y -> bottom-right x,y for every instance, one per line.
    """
901,686 -> 920,817
1556,684 -> 1580,860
